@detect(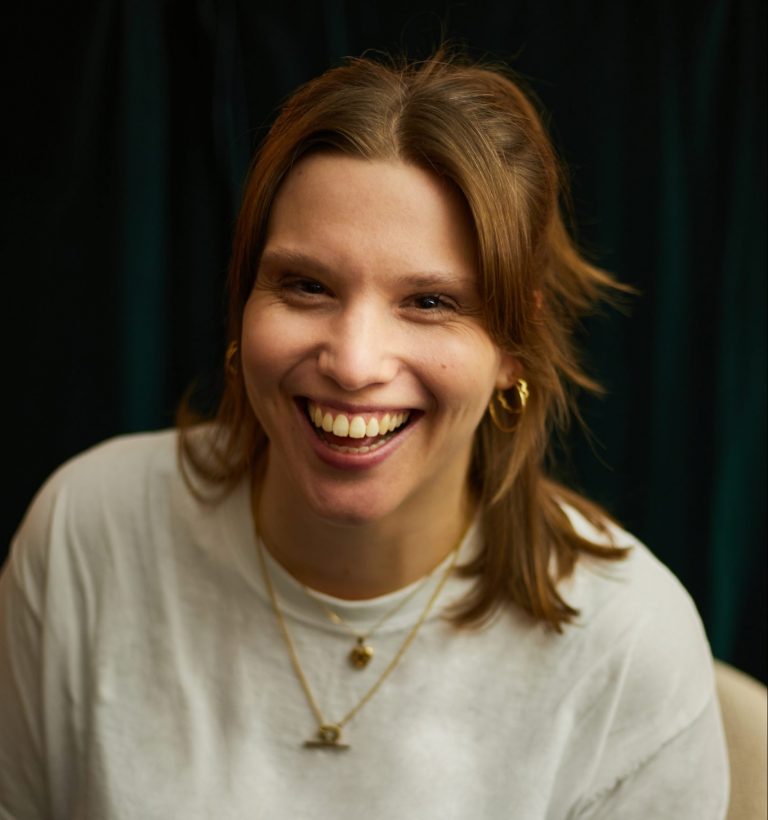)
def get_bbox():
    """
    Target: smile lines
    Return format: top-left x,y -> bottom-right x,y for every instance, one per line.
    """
307,401 -> 411,440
